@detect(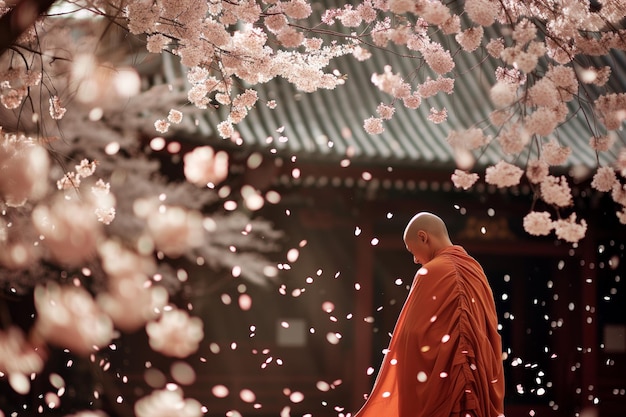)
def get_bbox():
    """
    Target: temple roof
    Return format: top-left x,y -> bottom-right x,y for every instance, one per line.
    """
157,12 -> 622,172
